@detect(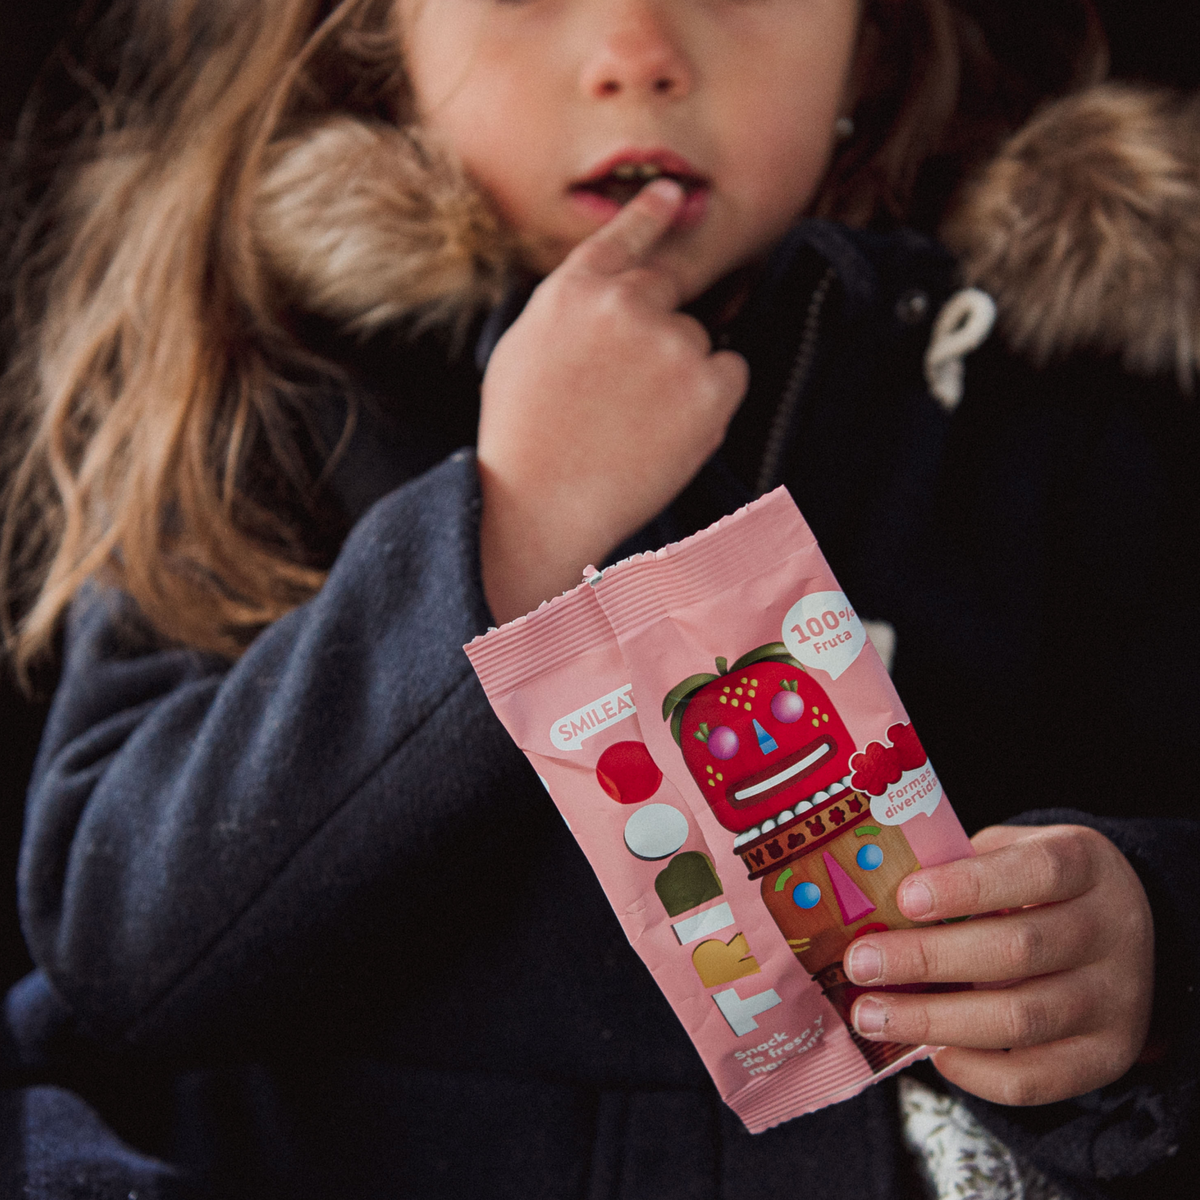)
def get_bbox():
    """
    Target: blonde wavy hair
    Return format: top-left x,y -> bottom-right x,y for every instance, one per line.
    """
1,0 -> 1106,679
